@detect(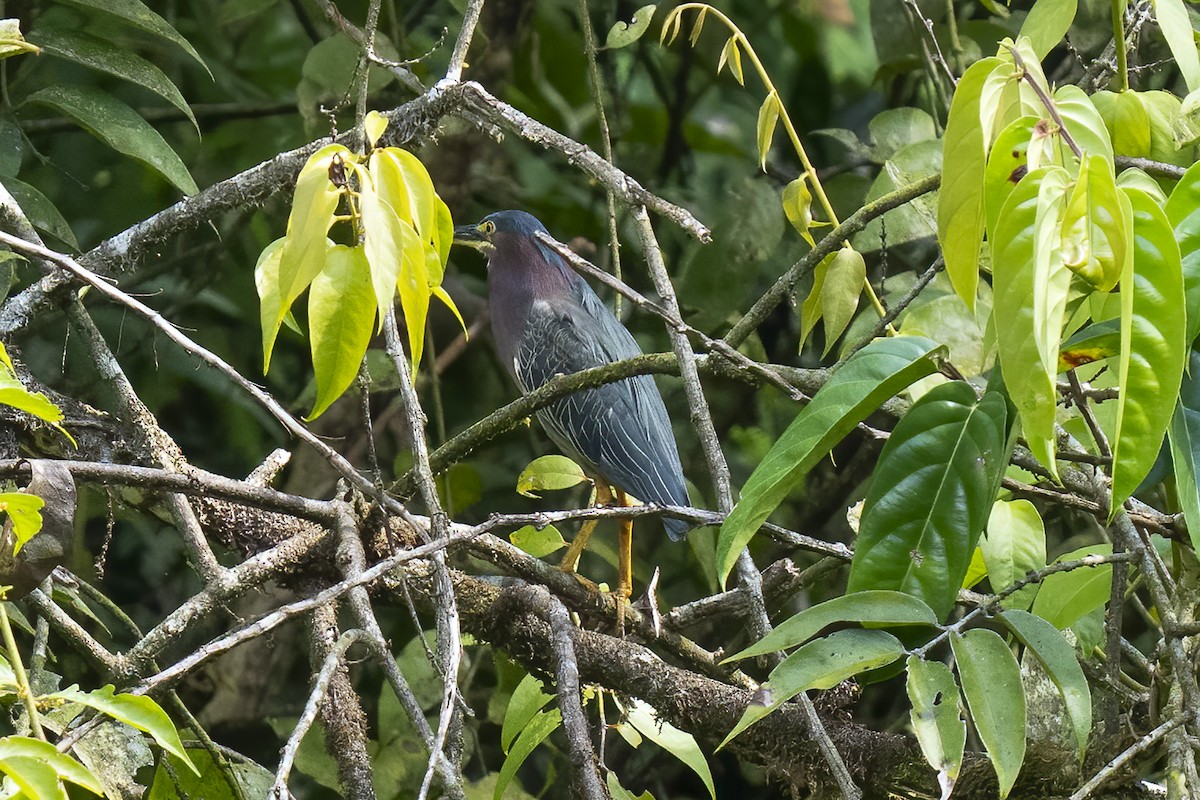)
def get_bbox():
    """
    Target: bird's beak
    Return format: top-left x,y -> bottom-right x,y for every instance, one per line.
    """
453,223 -> 494,253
